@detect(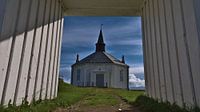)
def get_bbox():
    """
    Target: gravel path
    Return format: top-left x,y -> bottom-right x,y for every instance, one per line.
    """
54,93 -> 141,112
